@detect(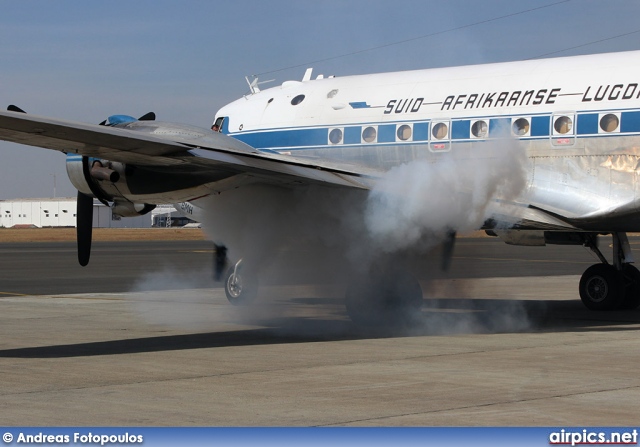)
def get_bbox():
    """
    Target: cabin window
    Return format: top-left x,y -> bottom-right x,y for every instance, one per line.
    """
329,128 -> 343,144
291,94 -> 305,105
432,122 -> 448,140
600,113 -> 619,132
362,126 -> 377,143
512,118 -> 530,136
397,125 -> 412,141
554,116 -> 573,134
471,120 -> 488,138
